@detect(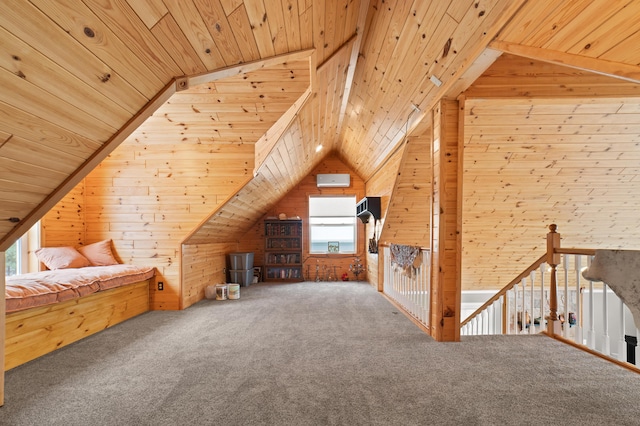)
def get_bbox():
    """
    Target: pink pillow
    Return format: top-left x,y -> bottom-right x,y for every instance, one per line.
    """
77,240 -> 119,266
35,247 -> 91,270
